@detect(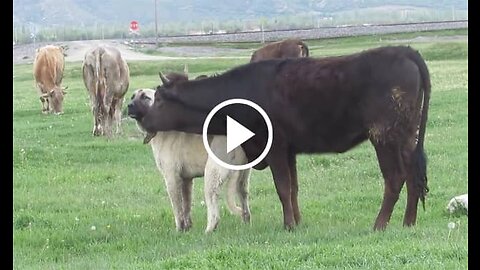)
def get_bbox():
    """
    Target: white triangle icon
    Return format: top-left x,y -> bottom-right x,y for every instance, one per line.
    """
226,116 -> 255,153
